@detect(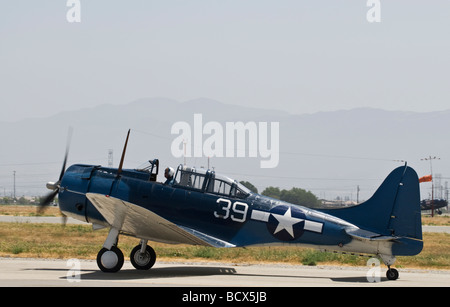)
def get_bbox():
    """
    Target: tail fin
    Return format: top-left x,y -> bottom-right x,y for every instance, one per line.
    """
320,165 -> 422,240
